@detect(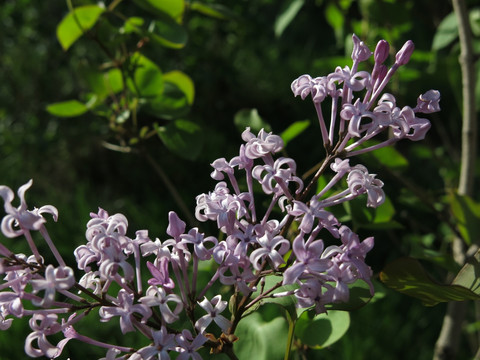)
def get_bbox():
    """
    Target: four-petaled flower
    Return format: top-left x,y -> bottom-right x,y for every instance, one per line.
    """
195,295 -> 231,333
